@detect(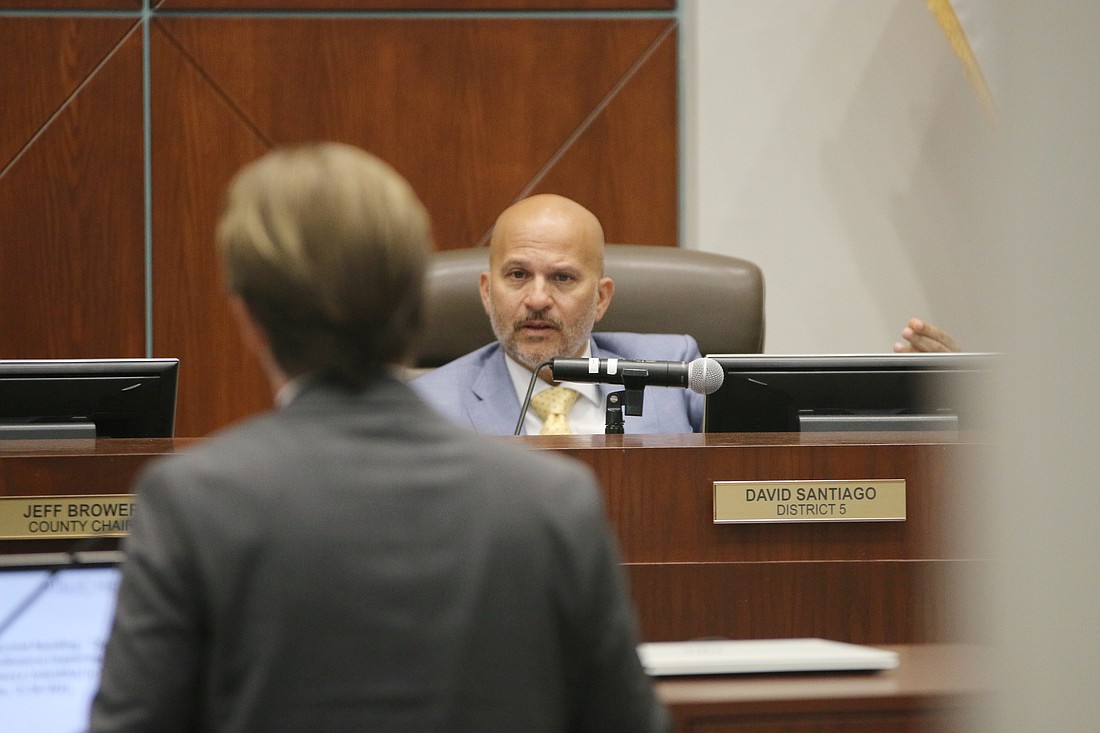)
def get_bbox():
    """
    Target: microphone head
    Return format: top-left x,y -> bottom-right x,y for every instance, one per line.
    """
687,357 -> 725,395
